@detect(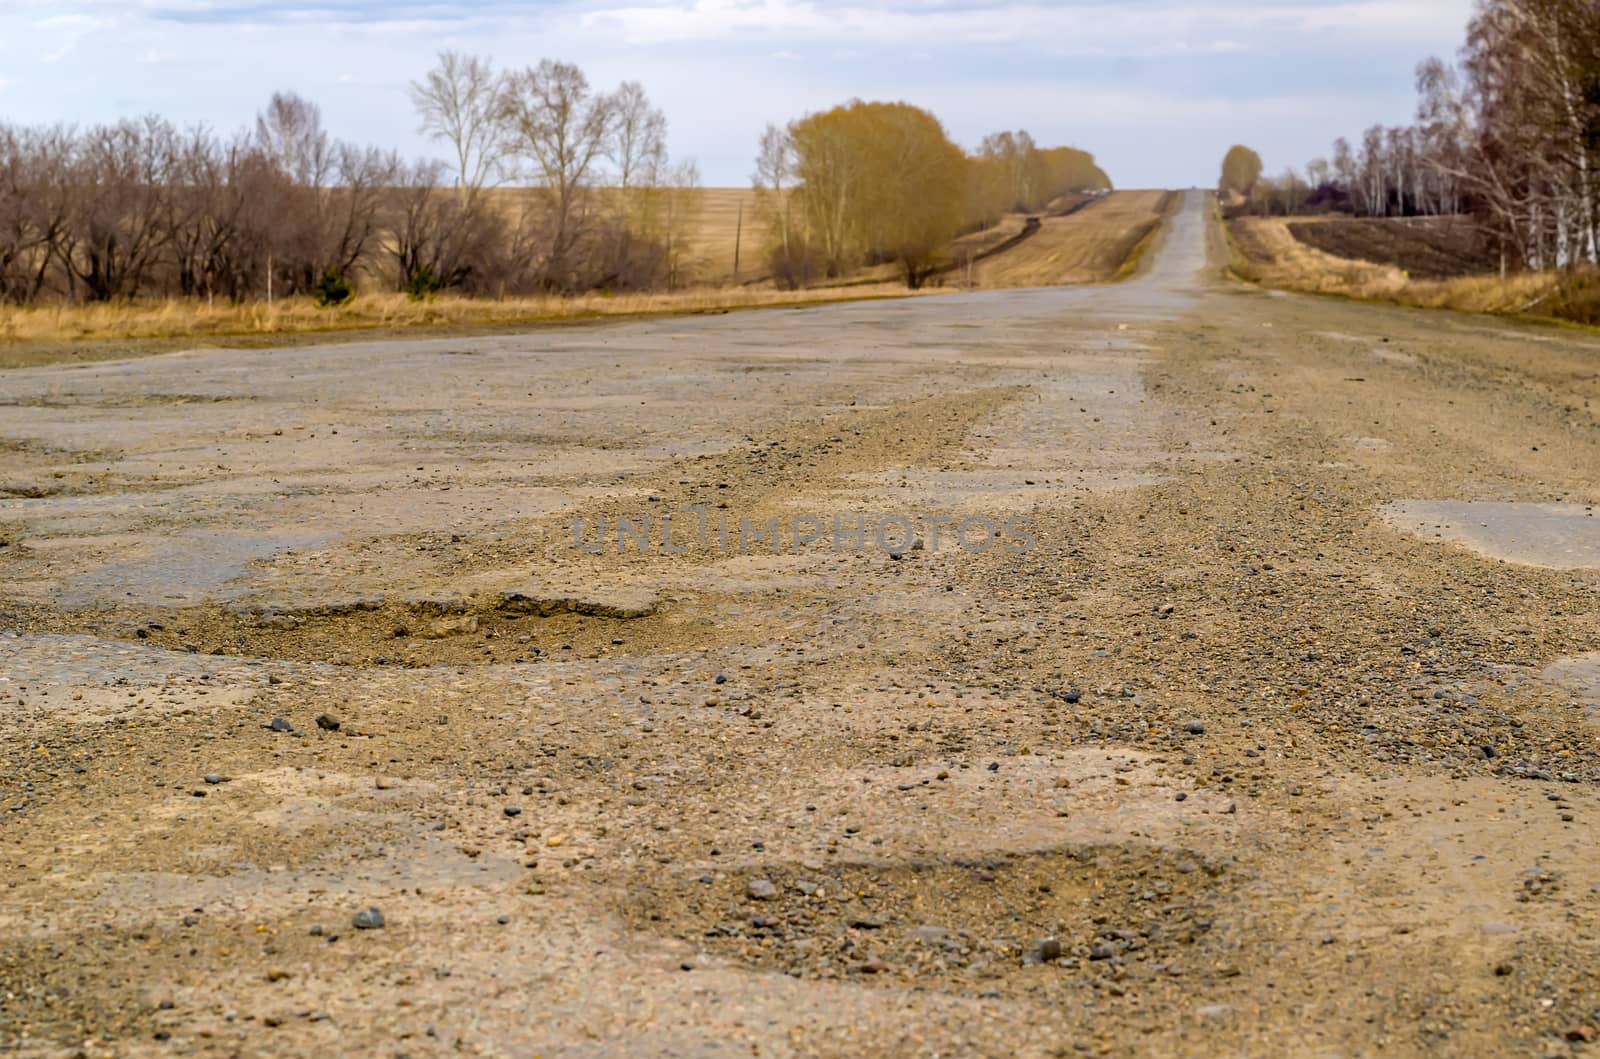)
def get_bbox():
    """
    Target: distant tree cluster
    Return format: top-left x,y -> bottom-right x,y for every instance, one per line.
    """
966,132 -> 1112,229
0,53 -> 701,305
1227,0 -> 1600,272
752,103 -> 1110,288
1227,123 -> 1466,222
